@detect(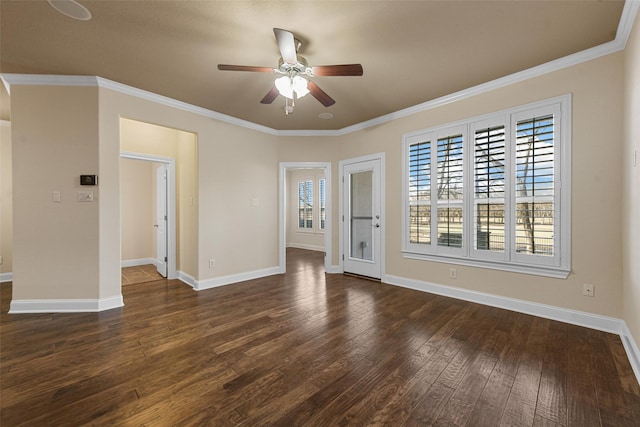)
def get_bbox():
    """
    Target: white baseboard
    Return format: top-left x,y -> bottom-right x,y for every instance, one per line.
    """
0,272 -> 13,283
177,270 -> 197,288
9,295 -> 124,313
286,243 -> 325,252
383,273 -> 640,386
621,322 -> 640,386
326,265 -> 343,274
121,258 -> 157,268
192,267 -> 281,291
